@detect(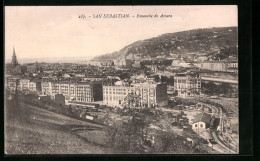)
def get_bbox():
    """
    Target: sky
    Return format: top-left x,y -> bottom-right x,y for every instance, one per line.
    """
5,5 -> 237,62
